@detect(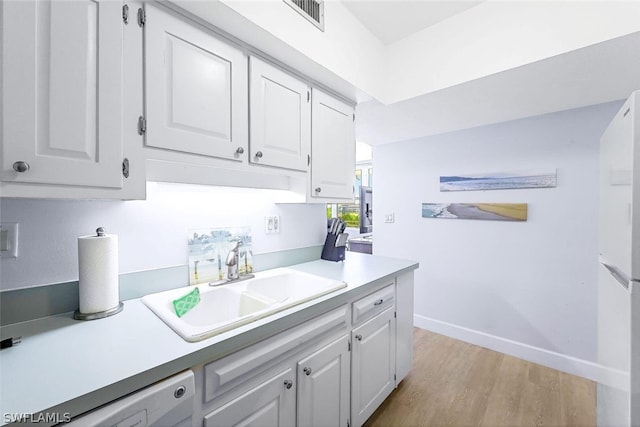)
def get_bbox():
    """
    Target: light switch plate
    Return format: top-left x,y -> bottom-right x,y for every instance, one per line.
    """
384,213 -> 395,223
0,223 -> 18,258
265,216 -> 280,234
